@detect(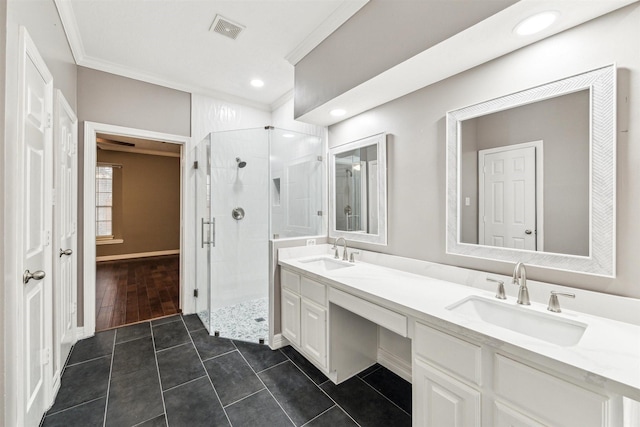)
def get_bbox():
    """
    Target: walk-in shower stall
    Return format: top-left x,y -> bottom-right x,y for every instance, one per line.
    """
194,127 -> 323,344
